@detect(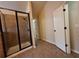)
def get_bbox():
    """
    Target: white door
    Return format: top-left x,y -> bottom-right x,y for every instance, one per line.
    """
53,4 -> 71,54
